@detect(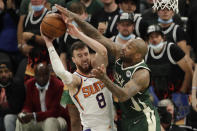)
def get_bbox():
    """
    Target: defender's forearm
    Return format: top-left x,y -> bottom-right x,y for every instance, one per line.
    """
101,75 -> 130,102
